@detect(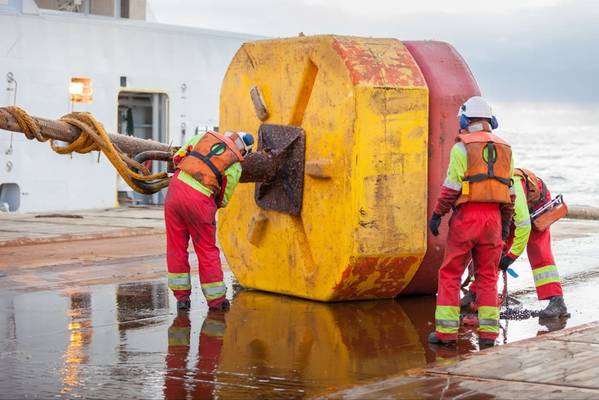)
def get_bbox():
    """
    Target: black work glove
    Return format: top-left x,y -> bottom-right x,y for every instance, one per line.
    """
499,253 -> 516,272
428,213 -> 442,237
501,220 -> 511,241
